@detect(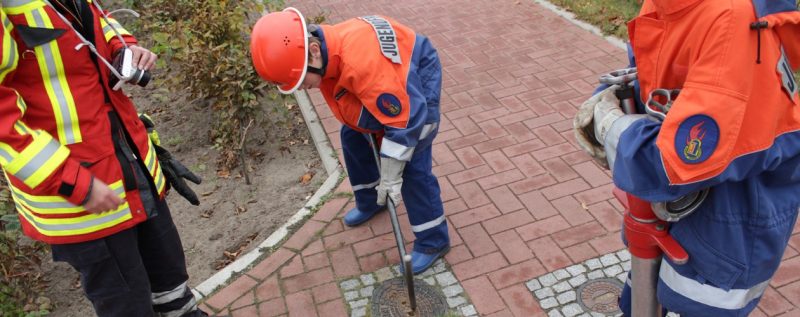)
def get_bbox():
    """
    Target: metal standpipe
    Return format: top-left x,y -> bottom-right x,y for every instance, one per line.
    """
367,133 -> 417,315
602,69 -> 688,317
